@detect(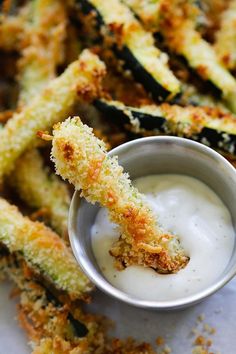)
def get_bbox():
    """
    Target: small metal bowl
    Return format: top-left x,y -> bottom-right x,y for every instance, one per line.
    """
69,136 -> 236,310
